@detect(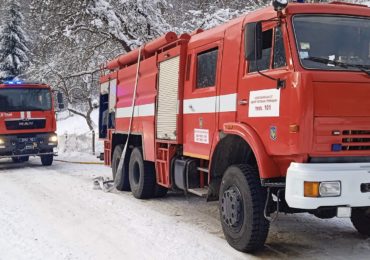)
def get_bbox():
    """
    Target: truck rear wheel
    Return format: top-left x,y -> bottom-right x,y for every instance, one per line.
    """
112,145 -> 131,191
219,164 -> 269,252
351,207 -> 370,236
41,154 -> 53,166
128,147 -> 155,199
